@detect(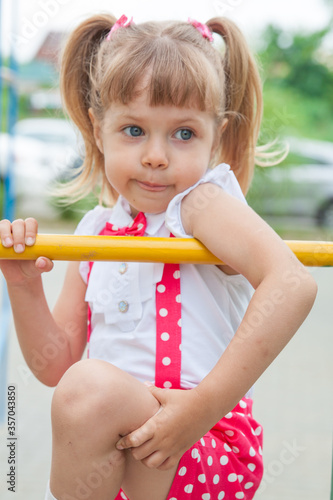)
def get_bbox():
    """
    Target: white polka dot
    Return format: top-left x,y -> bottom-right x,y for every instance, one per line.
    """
224,412 -> 233,419
211,438 -> 216,448
184,484 -> 193,493
177,318 -> 182,327
173,270 -> 180,279
259,446 -> 263,455
169,498 -> 177,500
218,493 -> 225,500
249,446 -> 256,457
200,438 -> 206,446
252,426 -> 262,436
213,474 -> 220,484
198,474 -> 206,483
228,473 -> 237,482
191,448 -> 200,462
202,495 -> 210,500
235,493 -> 245,499
245,482 -> 254,489
225,430 -> 234,437
248,463 -> 256,472
163,381 -> 172,388
179,343 -> 182,351
224,443 -> 232,452
220,455 -> 228,465
232,446 -> 240,453
112,225 -> 119,231
176,294 -> 181,302
157,284 -> 166,293
179,466 -> 187,476
159,308 -> 168,317
162,357 -> 171,366
120,493 -> 127,499
137,223 -> 144,231
239,400 -> 247,408
161,332 -> 170,341
207,456 -> 213,466
238,475 -> 244,483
